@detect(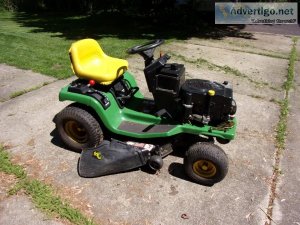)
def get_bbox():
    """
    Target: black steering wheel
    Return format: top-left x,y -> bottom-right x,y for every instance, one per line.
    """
127,39 -> 165,54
